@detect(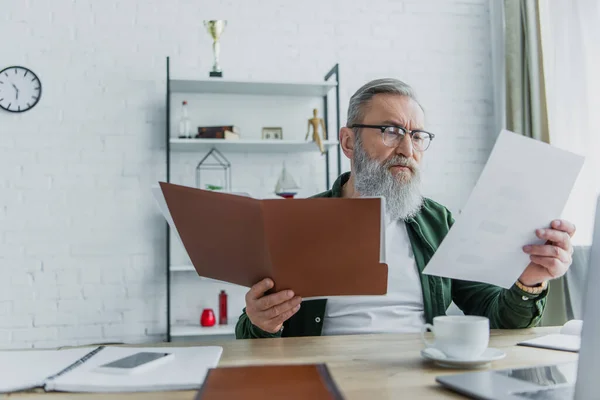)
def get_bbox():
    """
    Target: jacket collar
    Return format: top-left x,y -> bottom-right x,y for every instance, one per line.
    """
330,172 -> 351,198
